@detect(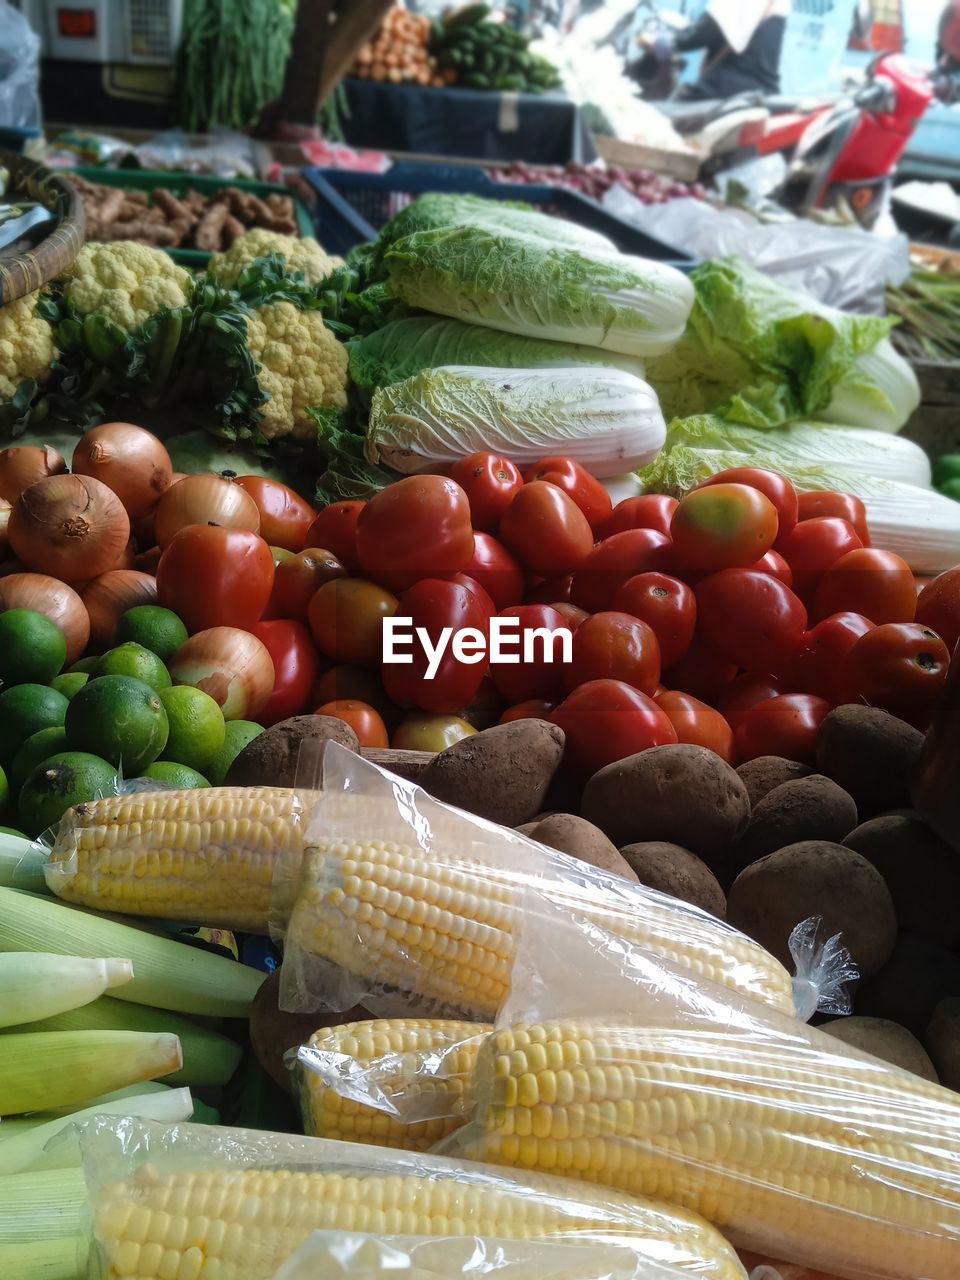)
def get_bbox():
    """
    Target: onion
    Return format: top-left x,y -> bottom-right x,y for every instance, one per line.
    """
0,573 -> 90,663
0,446 -> 68,503
9,474 -> 131,584
169,627 -> 275,720
72,423 -> 174,519
153,474 -> 260,549
0,499 -> 10,559
81,569 -> 158,652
